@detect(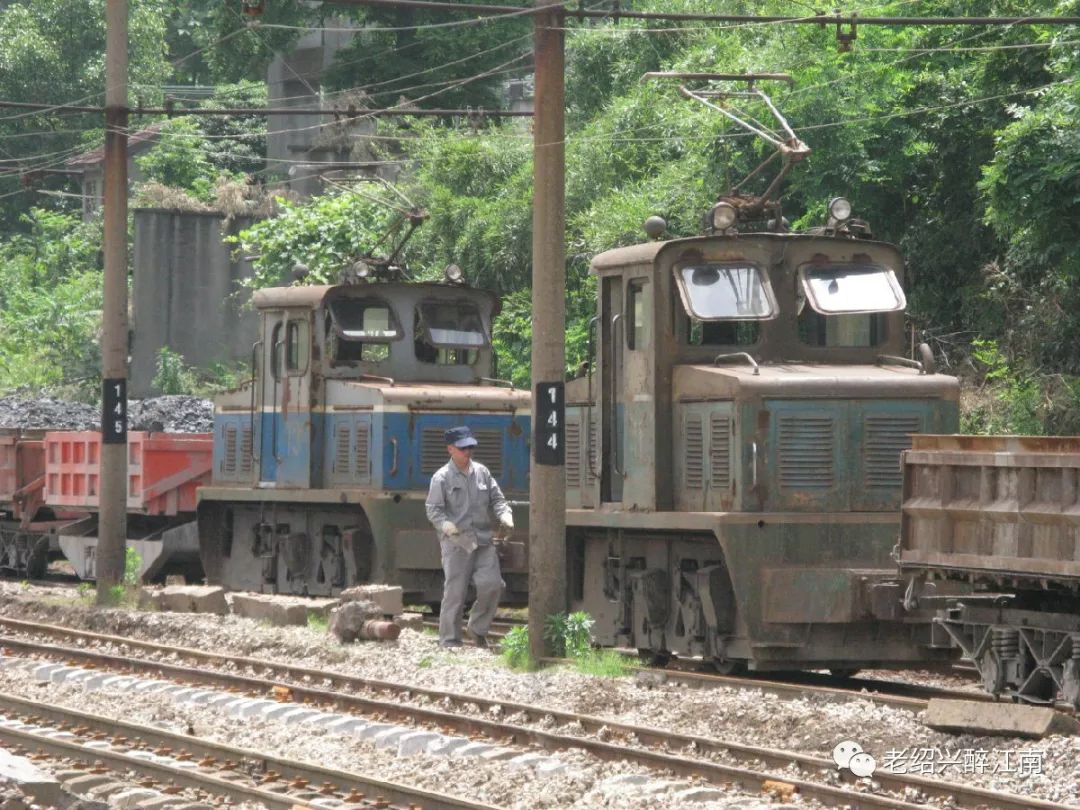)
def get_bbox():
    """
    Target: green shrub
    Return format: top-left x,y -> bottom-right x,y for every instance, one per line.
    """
574,649 -> 635,678
498,625 -> 536,671
307,611 -> 329,632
